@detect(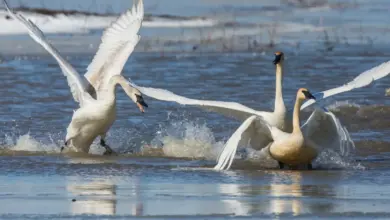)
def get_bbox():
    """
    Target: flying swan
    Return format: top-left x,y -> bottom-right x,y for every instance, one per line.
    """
4,0 -> 148,155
